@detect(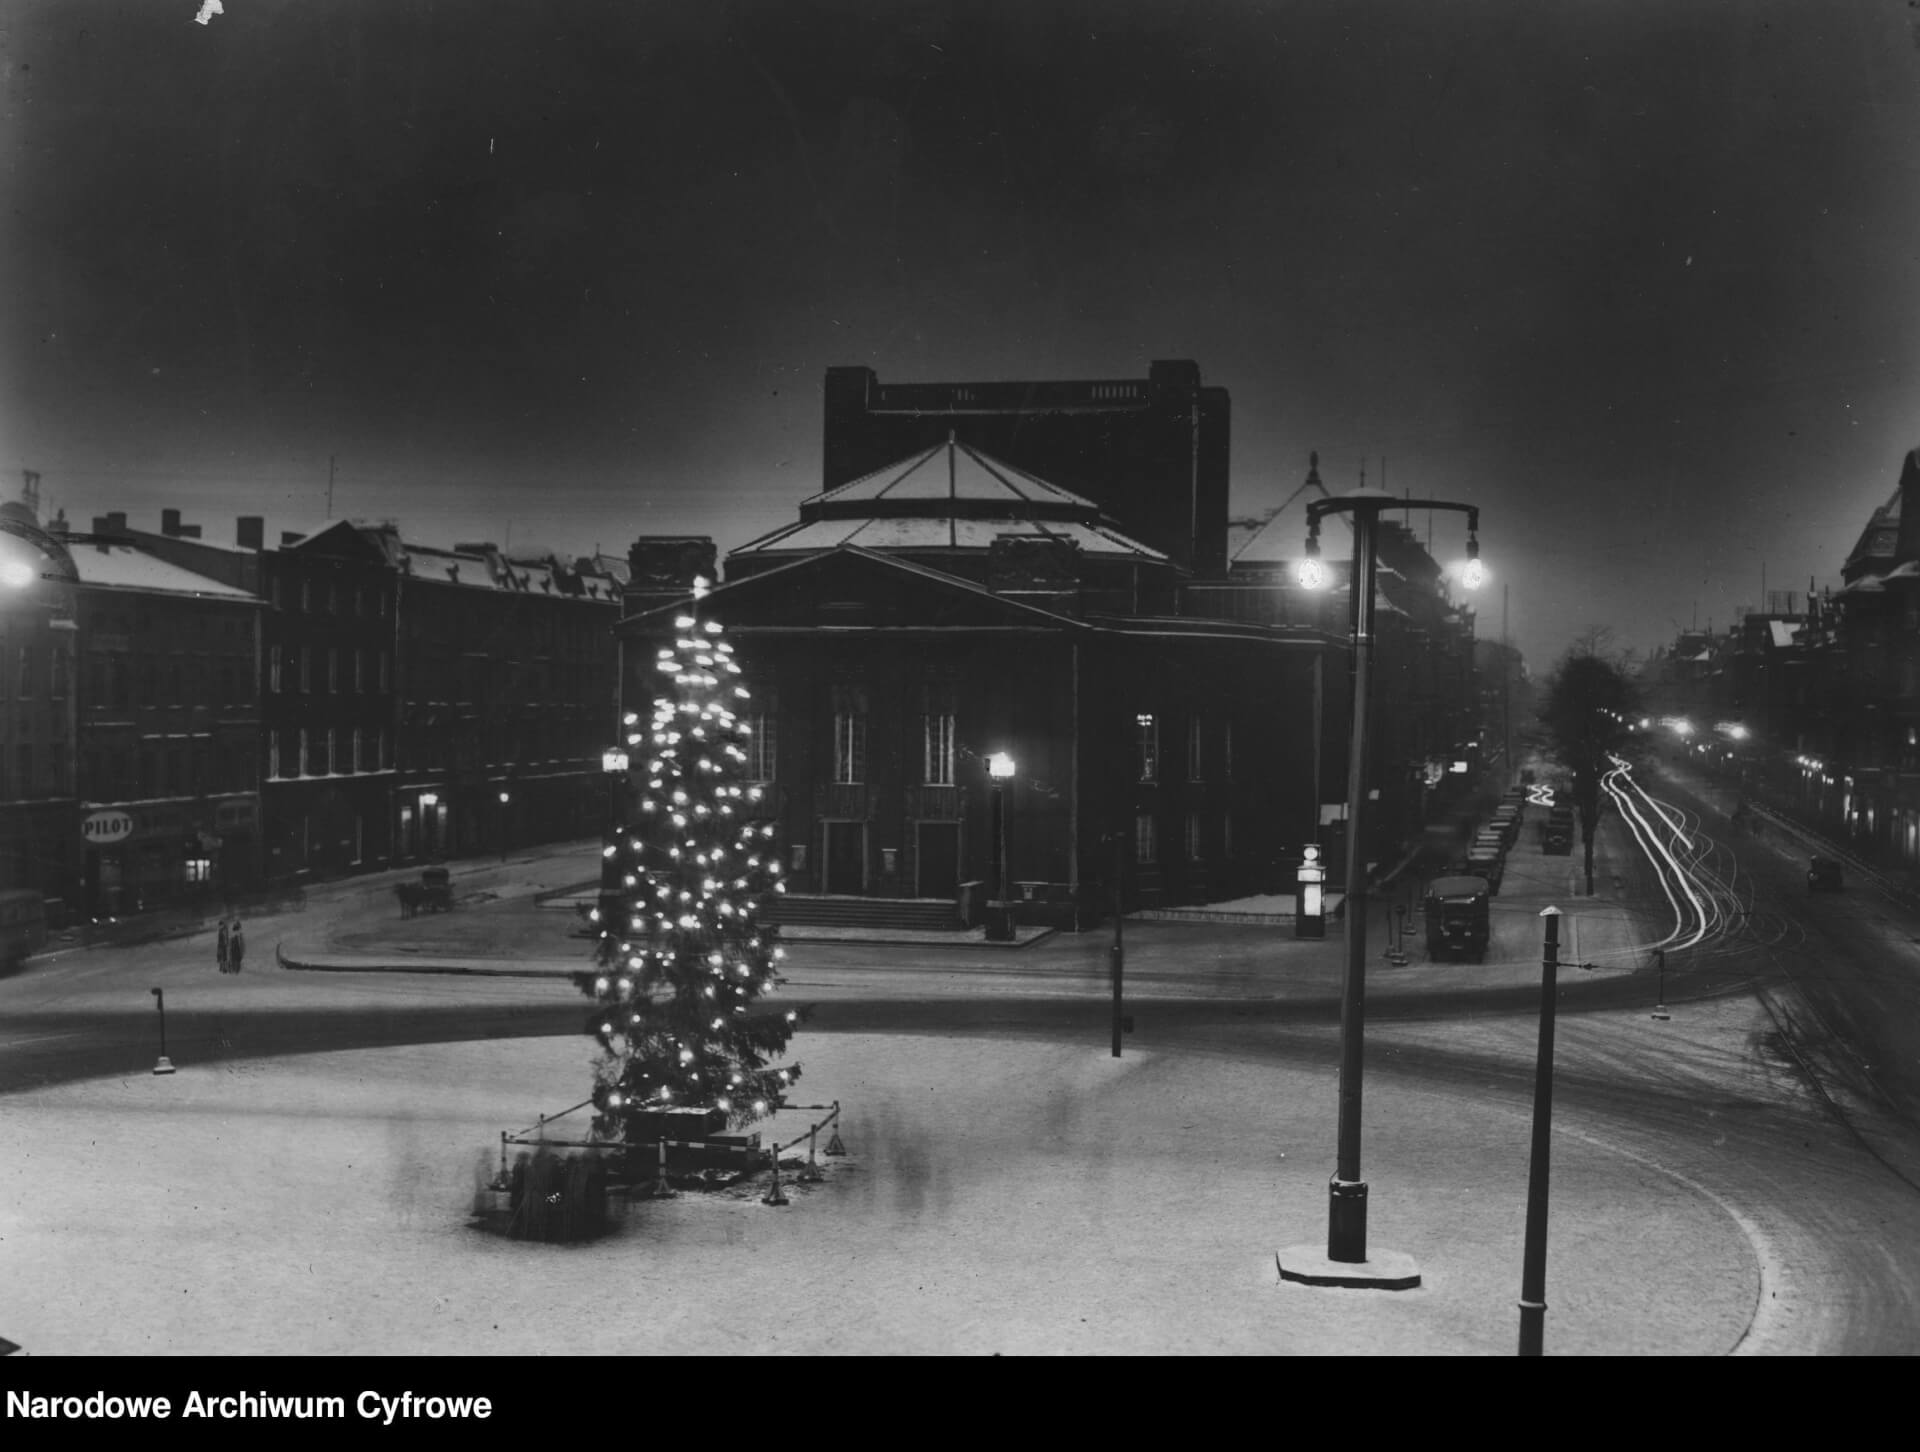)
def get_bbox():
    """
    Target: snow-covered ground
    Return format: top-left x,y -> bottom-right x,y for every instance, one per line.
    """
0,1029 -> 1755,1356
